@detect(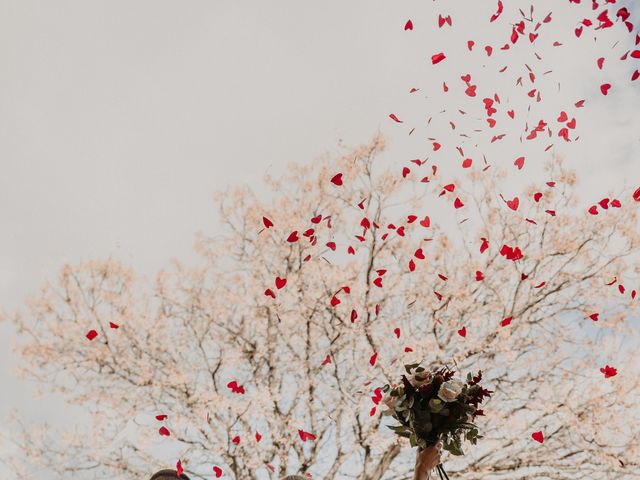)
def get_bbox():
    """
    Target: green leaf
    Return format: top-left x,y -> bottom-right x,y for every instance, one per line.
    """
388,425 -> 407,433
464,429 -> 478,441
455,422 -> 479,430
443,436 -> 465,456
